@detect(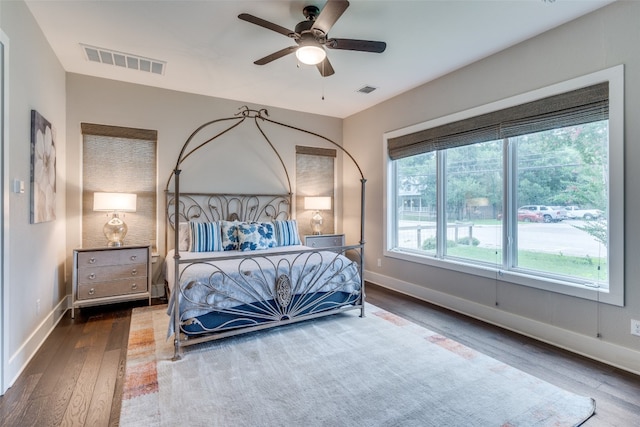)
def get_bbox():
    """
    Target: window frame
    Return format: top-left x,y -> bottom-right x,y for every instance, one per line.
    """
383,65 -> 624,306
